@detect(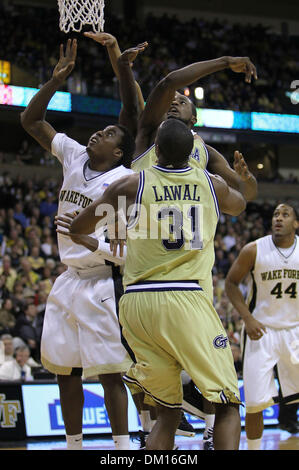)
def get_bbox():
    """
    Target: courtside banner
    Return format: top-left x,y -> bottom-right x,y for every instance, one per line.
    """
21,382 -> 139,437
19,380 -> 290,437
0,381 -> 26,440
